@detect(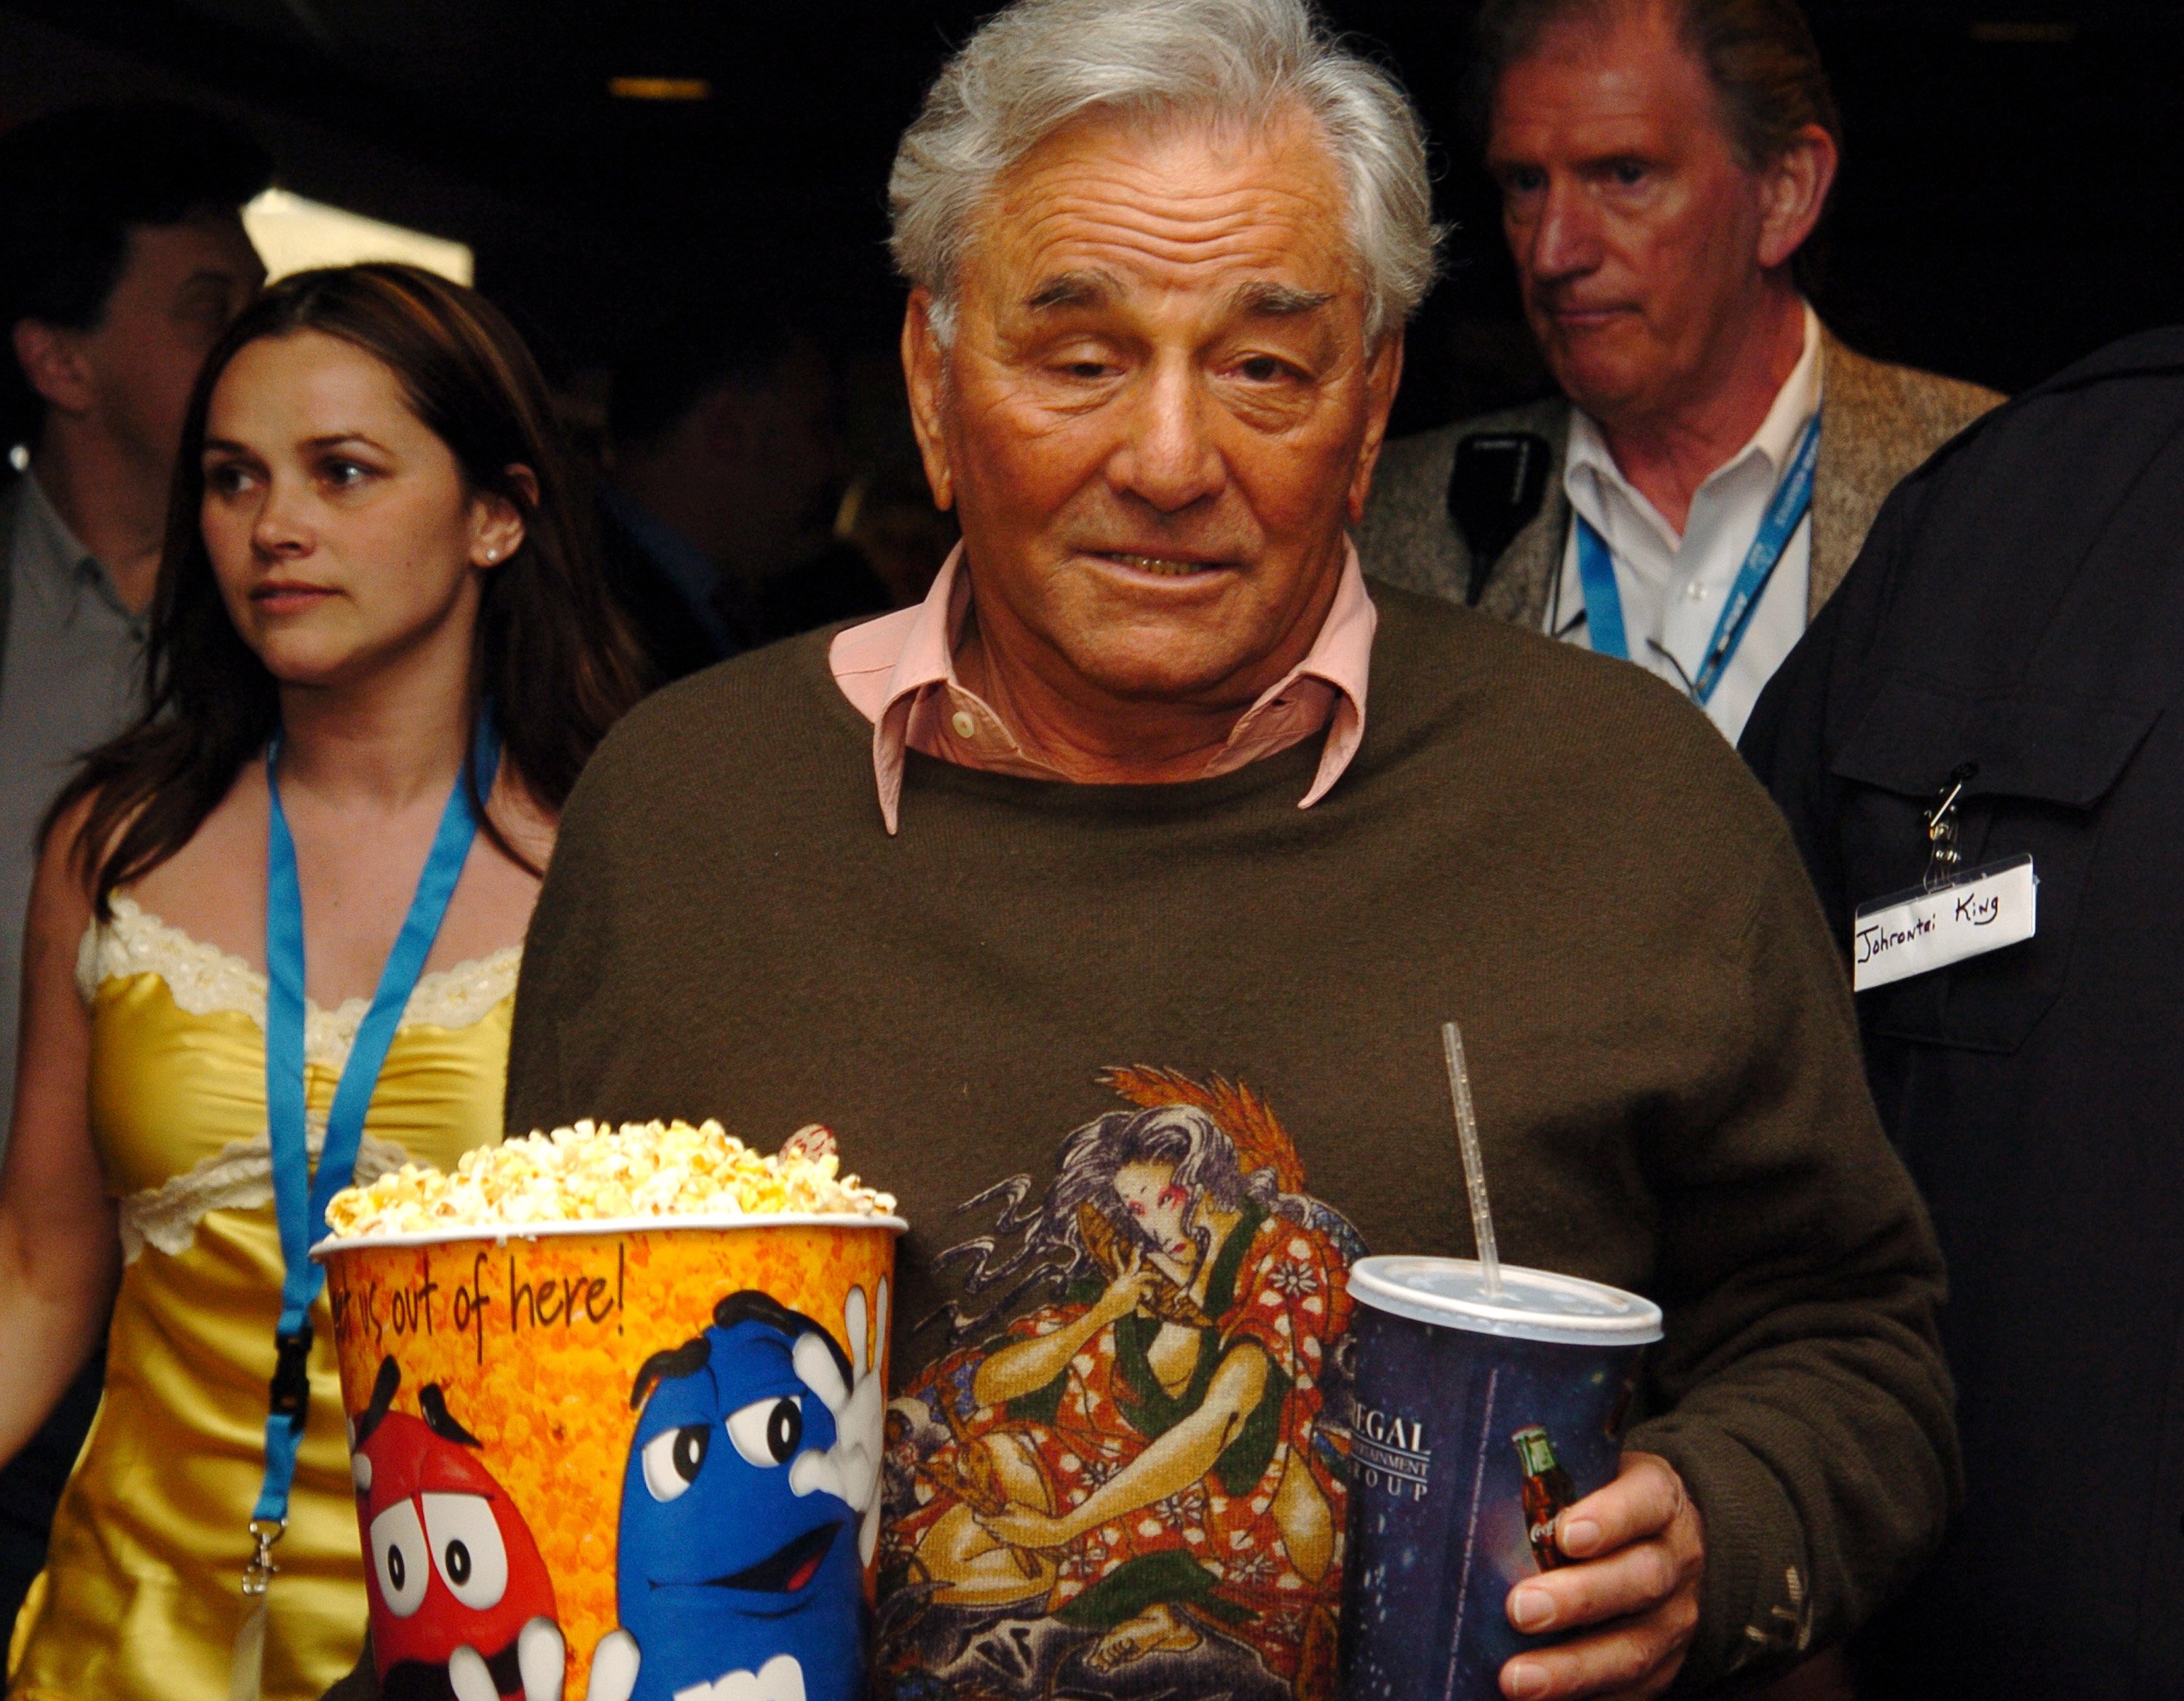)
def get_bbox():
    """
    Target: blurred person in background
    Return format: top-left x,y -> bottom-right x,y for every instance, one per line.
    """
1356,0 -> 1999,745
600,290 -> 892,679
0,96 -> 269,1644
0,264 -> 641,1700
834,456 -> 957,612
0,100 -> 269,1175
